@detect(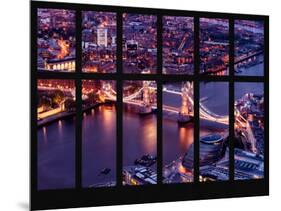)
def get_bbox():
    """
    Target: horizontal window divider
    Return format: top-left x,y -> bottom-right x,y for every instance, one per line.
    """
35,73 -> 265,82
232,76 -> 265,82
36,72 -> 79,79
